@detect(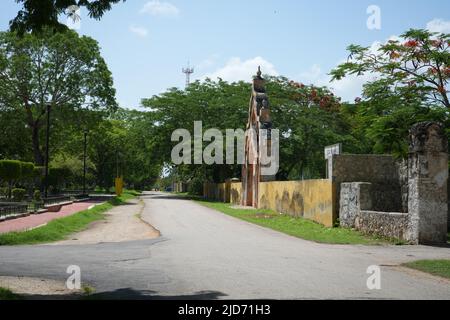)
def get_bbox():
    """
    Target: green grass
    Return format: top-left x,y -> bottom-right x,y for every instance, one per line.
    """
195,200 -> 402,245
0,287 -> 22,300
403,260 -> 450,279
0,190 -> 139,246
